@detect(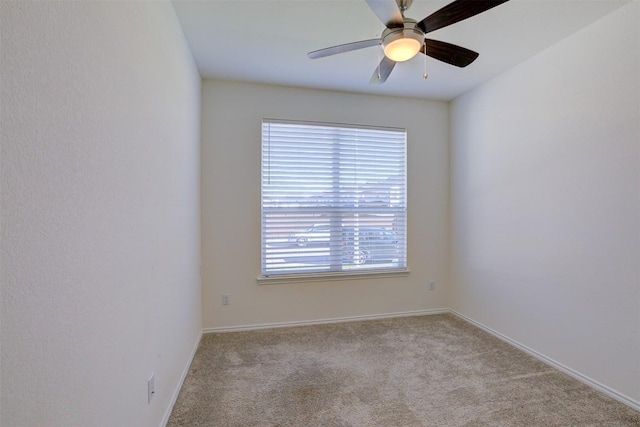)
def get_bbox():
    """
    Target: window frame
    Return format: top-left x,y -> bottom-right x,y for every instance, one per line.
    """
258,119 -> 409,283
